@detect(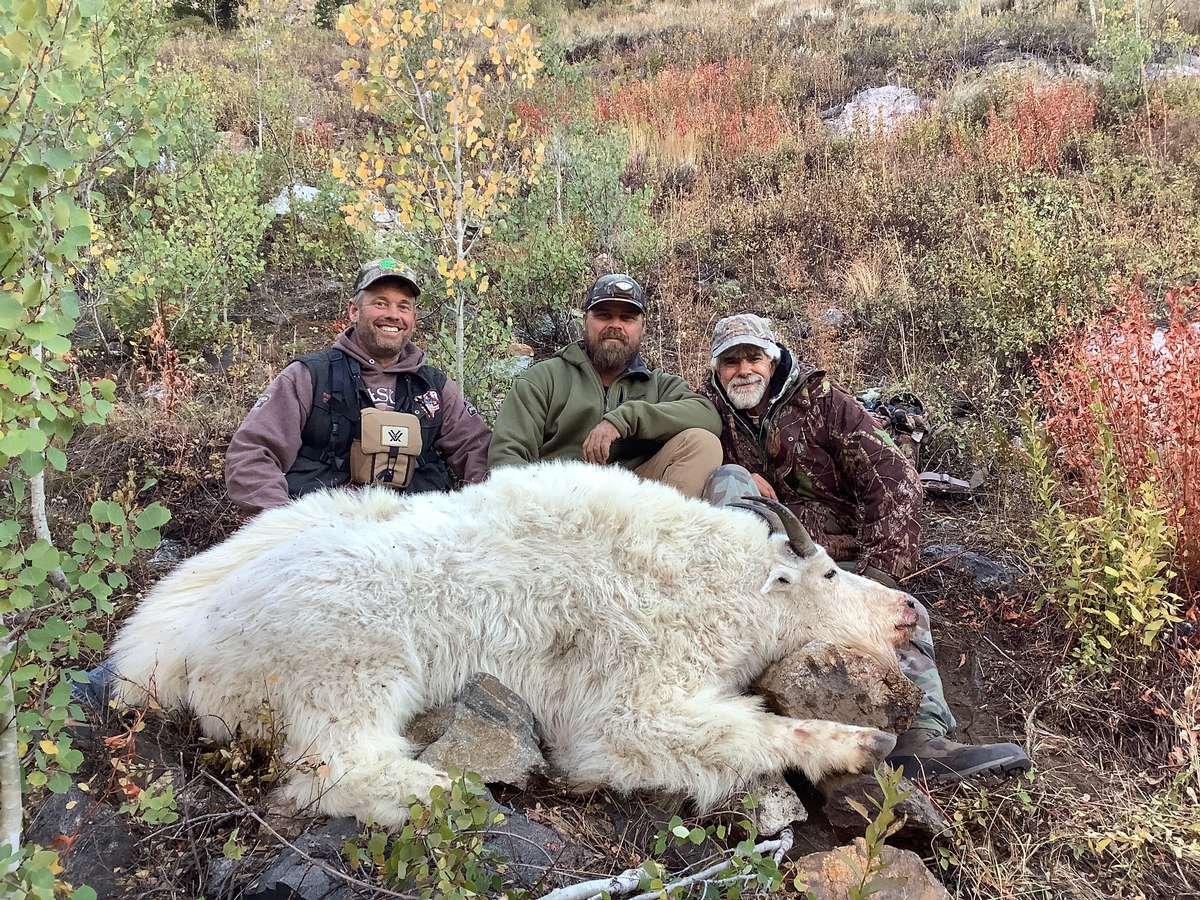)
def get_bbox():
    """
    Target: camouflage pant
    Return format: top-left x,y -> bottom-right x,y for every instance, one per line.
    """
702,464 -> 956,737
